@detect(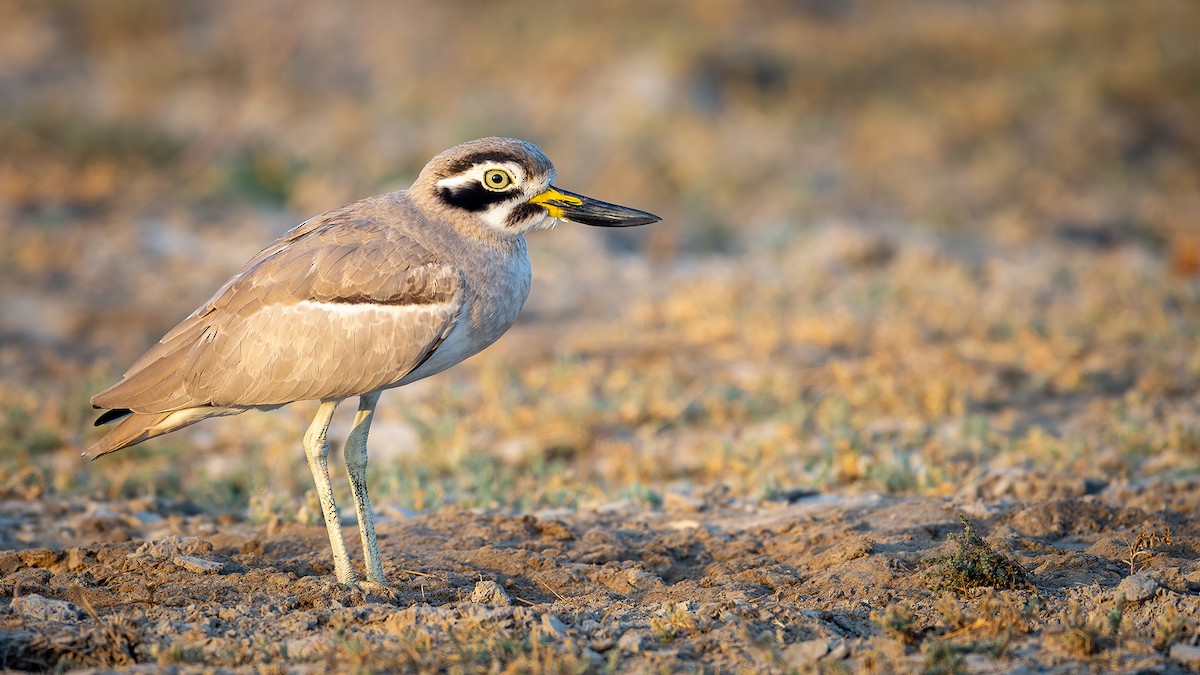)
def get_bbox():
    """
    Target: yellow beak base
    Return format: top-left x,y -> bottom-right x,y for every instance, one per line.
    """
529,188 -> 584,220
